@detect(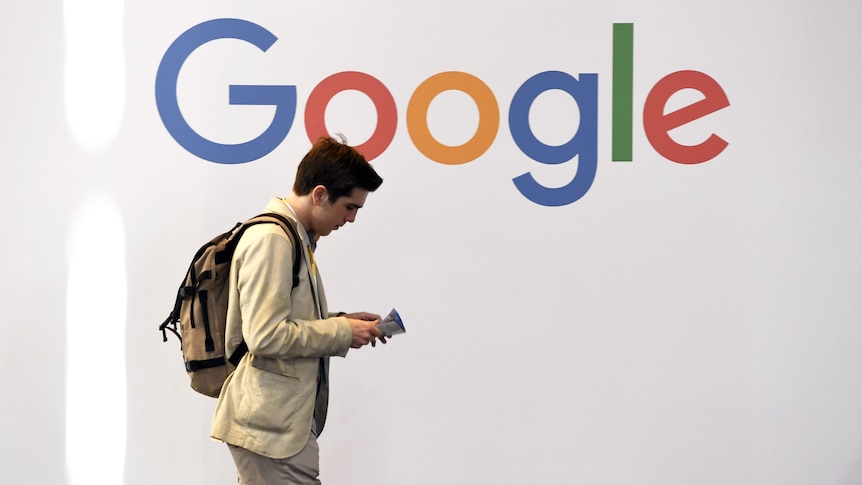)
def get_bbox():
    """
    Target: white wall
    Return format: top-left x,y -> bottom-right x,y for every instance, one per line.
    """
3,1 -> 862,484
